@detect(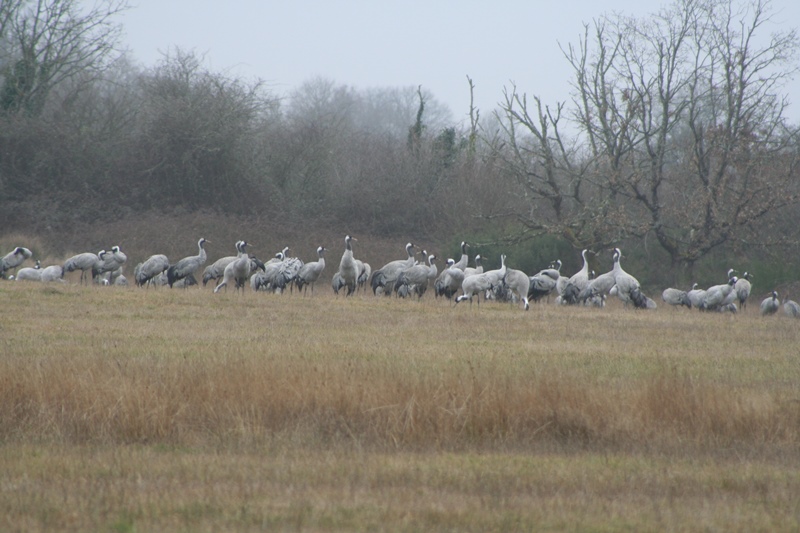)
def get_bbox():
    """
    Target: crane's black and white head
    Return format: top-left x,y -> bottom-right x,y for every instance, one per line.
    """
428,254 -> 436,264
317,246 -> 326,255
743,271 -> 752,280
198,238 -> 208,247
446,258 -> 455,268
461,241 -> 469,253
727,268 -> 737,280
553,259 -> 562,271
728,276 -> 738,286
